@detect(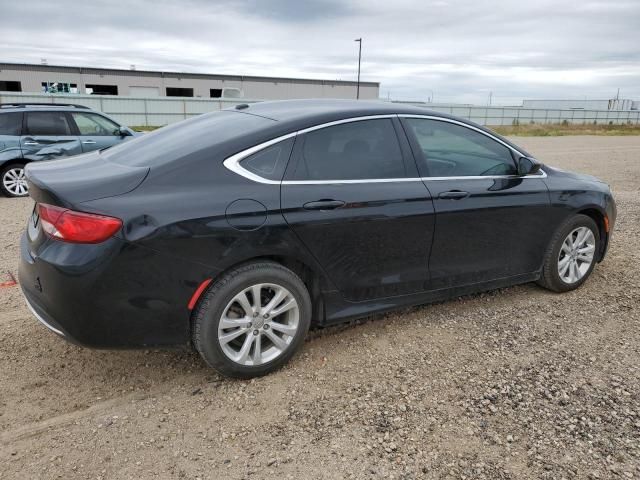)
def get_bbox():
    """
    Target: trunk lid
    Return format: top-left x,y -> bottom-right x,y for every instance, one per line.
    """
25,150 -> 149,207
